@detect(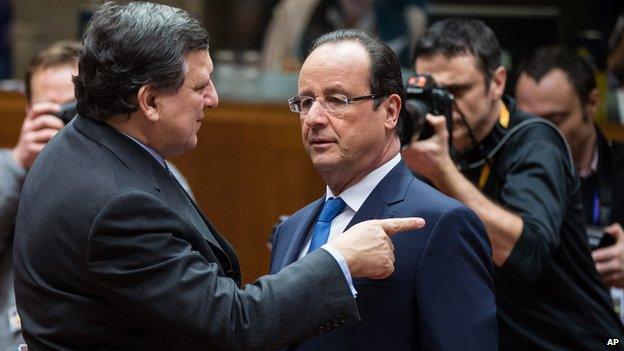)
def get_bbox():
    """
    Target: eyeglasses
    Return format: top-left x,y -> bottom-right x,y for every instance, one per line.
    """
288,93 -> 384,117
